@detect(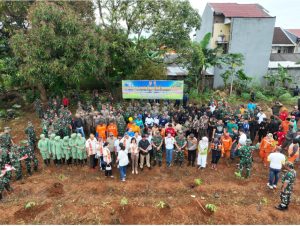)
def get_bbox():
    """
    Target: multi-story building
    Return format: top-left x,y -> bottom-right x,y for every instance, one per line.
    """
196,3 -> 276,88
272,27 -> 296,54
285,29 -> 300,53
